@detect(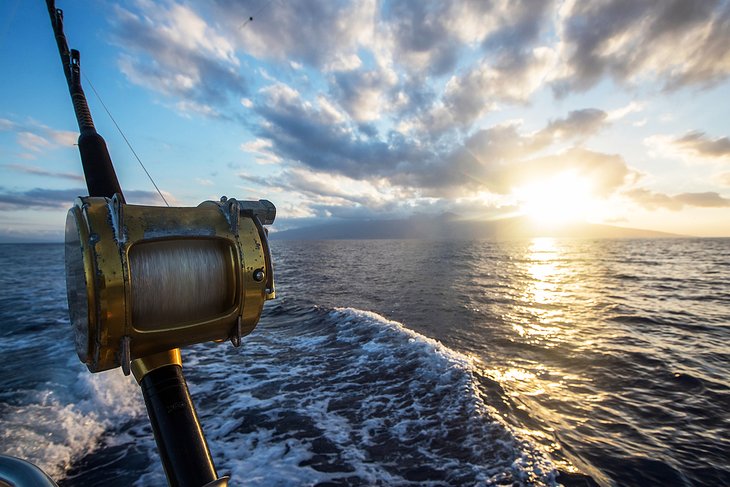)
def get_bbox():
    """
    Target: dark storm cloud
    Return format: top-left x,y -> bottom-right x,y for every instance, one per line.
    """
555,0 -> 730,94
673,131 -> 730,159
626,188 -> 730,210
